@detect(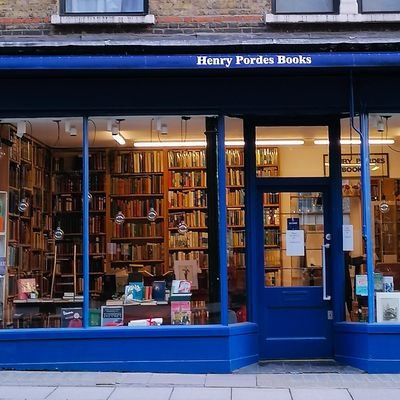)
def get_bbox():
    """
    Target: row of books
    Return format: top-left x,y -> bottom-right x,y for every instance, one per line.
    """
112,221 -> 163,238
169,231 -> 208,248
169,252 -> 208,268
169,211 -> 207,228
168,150 -> 206,168
54,194 -> 106,212
111,175 -> 163,194
109,242 -> 163,261
264,207 -> 280,226
226,168 -> 244,186
256,147 -> 279,166
168,170 -> 207,188
111,151 -> 163,174
110,199 -> 163,218
53,153 -> 106,172
52,174 -> 105,192
168,190 -> 207,208
226,188 -> 245,207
